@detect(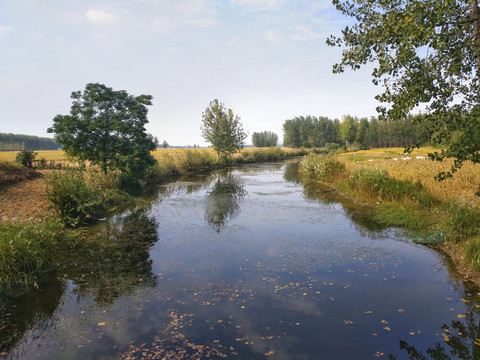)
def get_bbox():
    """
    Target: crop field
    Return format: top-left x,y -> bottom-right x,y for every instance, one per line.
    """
338,148 -> 480,204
